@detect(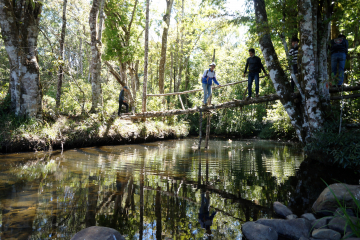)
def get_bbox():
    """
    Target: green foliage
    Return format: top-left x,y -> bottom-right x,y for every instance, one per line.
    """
265,100 -> 296,138
304,121 -> 360,168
